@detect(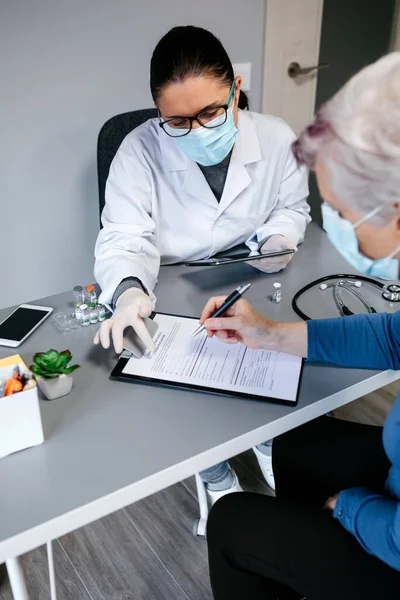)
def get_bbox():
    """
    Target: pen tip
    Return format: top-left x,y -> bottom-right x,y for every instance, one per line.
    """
192,325 -> 203,338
